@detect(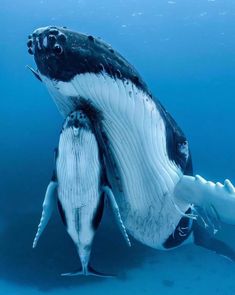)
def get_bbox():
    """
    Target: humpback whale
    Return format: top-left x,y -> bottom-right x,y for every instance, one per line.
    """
28,26 -> 235,260
33,110 -> 130,276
